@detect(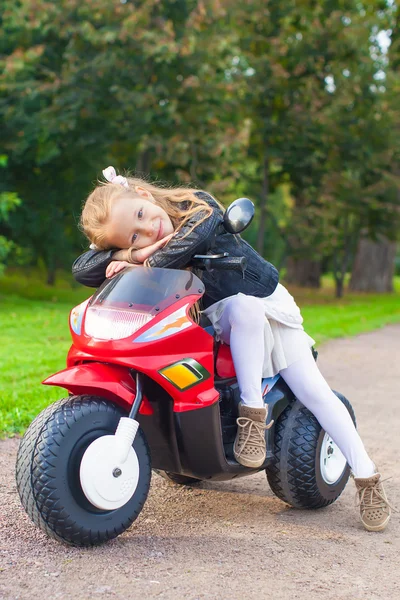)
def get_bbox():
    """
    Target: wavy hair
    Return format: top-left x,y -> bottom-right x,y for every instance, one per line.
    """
80,173 -> 220,250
